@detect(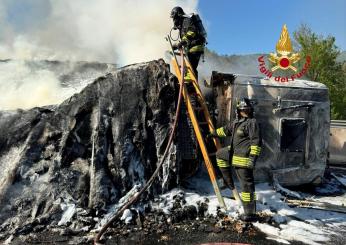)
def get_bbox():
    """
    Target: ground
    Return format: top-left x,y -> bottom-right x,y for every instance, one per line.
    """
8,219 -> 305,245
3,168 -> 346,245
